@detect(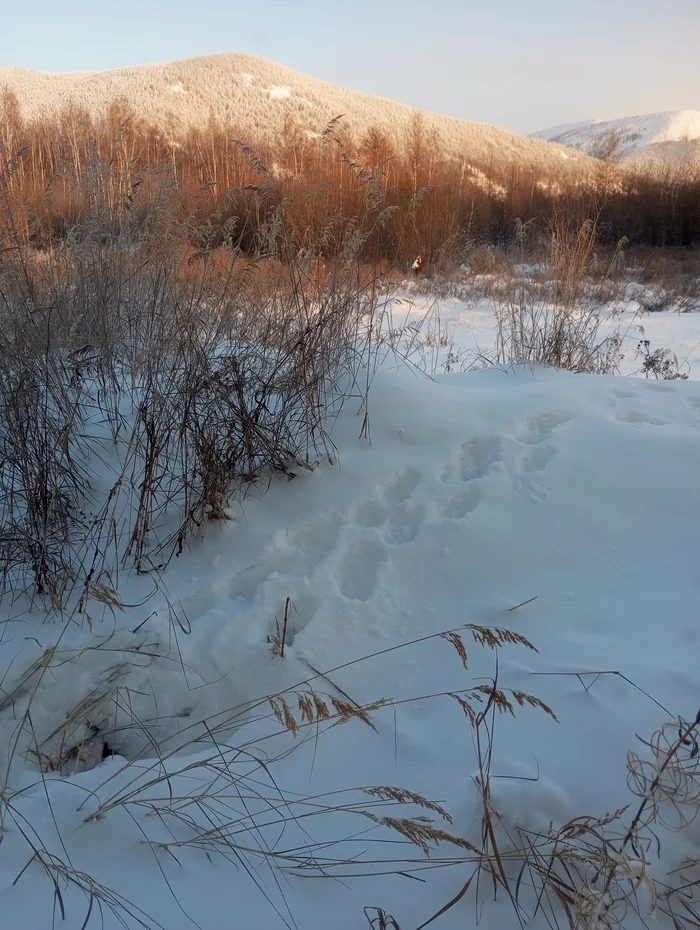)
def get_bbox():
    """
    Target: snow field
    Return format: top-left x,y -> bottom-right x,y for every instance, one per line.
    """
2,345 -> 700,928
